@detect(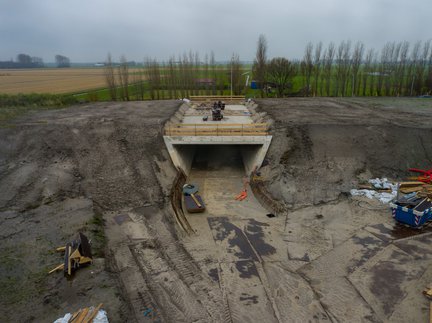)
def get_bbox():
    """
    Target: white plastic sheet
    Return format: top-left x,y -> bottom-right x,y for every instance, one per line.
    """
350,178 -> 398,204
